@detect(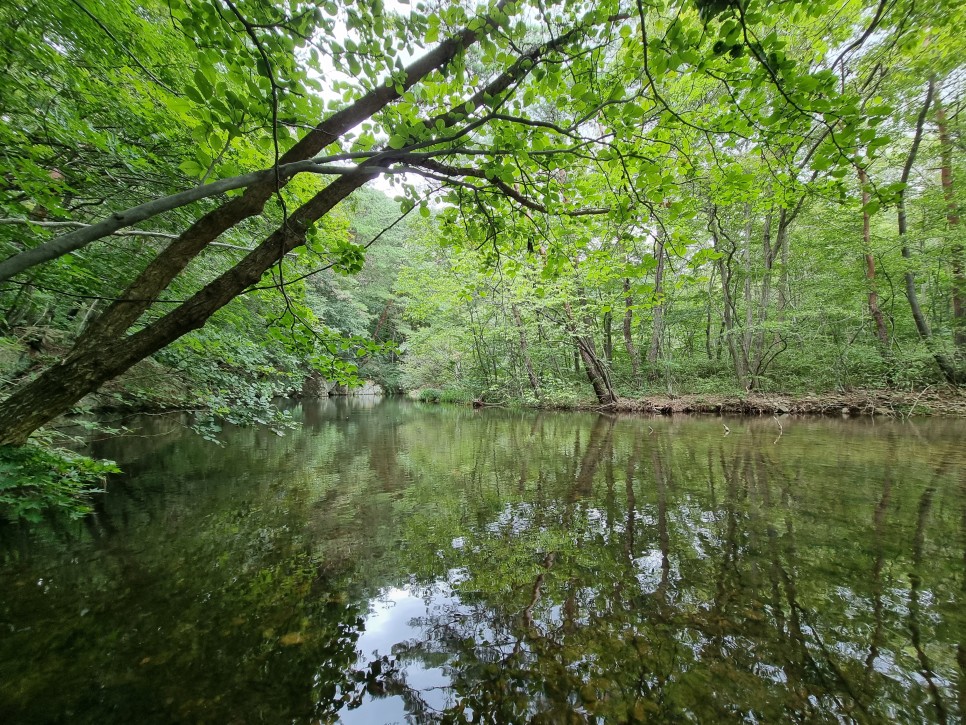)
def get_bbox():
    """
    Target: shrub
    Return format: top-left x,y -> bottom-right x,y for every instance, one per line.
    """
438,389 -> 474,404
0,444 -> 118,522
418,388 -> 443,403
